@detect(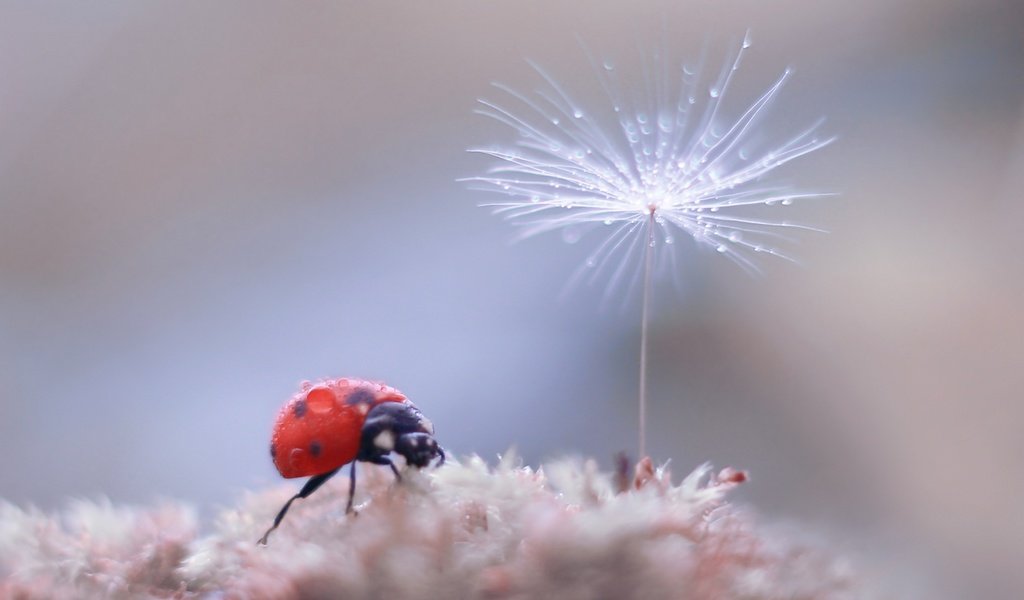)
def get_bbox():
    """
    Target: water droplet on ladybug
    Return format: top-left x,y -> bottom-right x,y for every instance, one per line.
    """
307,386 -> 336,414
289,447 -> 304,470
